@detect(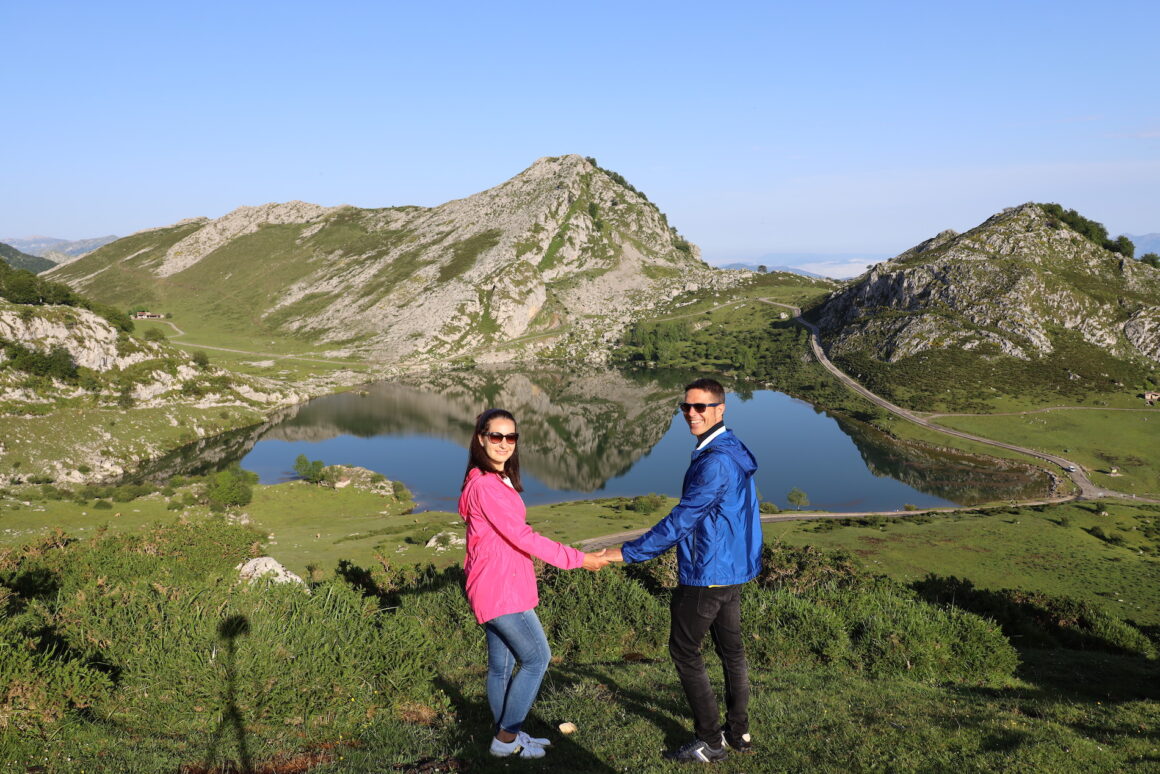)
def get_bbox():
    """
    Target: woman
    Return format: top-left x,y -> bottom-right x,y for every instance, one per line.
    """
458,408 -> 609,760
